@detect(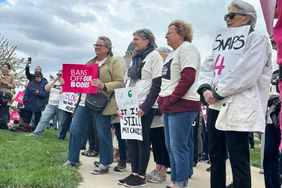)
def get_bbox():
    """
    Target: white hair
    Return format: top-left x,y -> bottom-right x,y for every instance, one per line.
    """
230,0 -> 257,28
